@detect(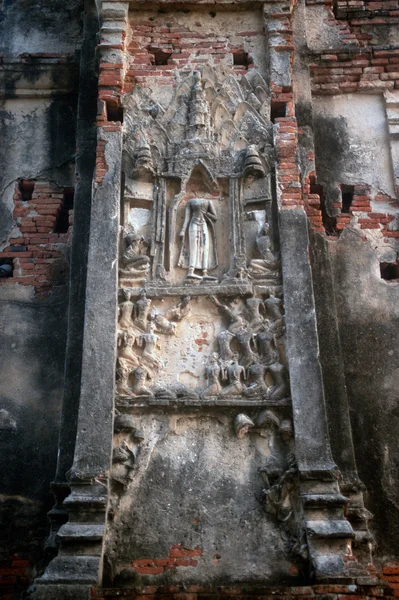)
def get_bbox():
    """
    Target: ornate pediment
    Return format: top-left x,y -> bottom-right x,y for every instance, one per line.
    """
122,67 -> 273,179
